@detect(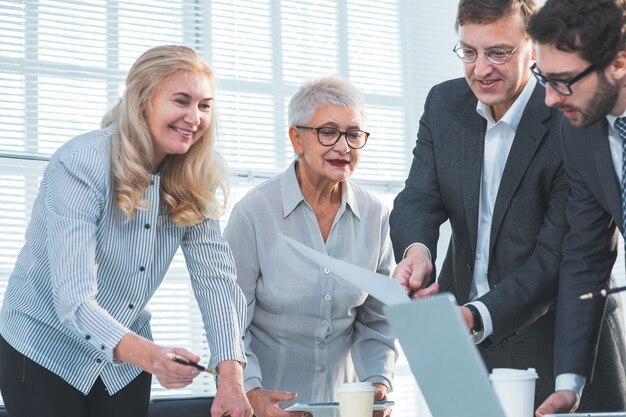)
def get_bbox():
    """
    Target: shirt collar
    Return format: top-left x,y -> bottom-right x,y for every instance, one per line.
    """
280,160 -> 360,220
476,75 -> 537,132
606,109 -> 626,130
